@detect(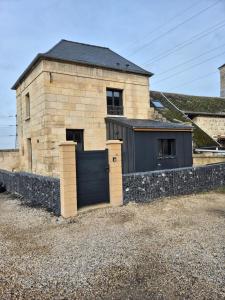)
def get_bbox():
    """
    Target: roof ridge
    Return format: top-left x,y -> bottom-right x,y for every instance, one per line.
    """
58,39 -> 110,50
151,90 -> 225,100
